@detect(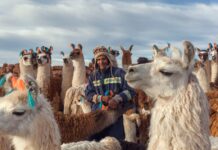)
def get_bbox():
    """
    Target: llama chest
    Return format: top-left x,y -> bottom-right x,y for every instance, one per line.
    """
13,137 -> 35,150
148,100 -> 210,150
